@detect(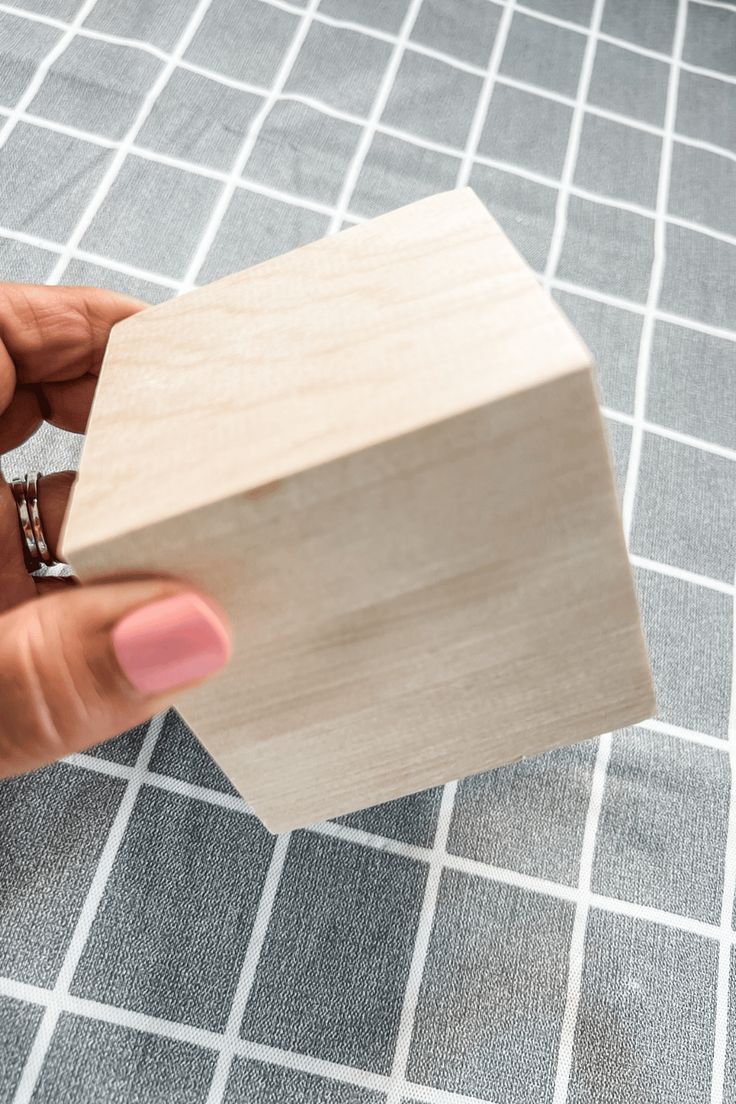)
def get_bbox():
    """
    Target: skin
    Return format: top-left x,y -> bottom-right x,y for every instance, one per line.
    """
0,283 -> 230,777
